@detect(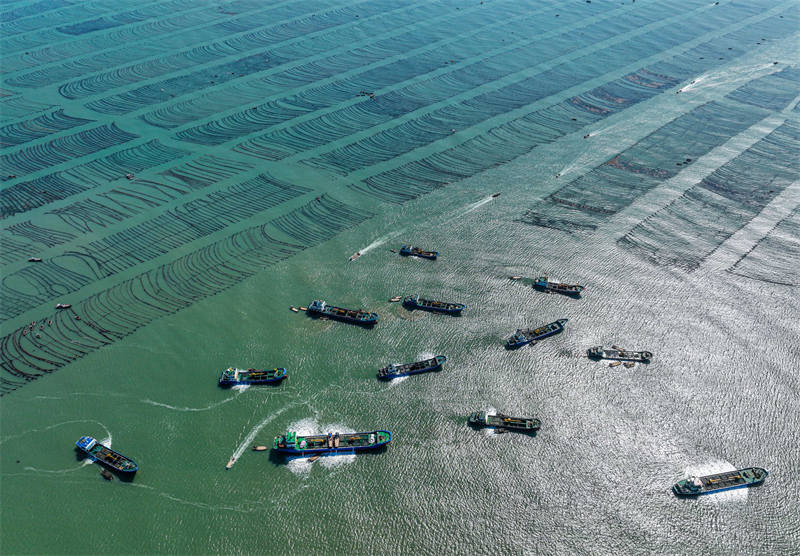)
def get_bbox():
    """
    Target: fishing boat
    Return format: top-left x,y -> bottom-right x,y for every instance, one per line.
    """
273,430 -> 392,454
218,367 -> 287,386
506,319 -> 568,349
402,295 -> 465,314
55,303 -> 71,309
27,257 -> 42,262
307,300 -> 378,325
492,193 -> 501,198
673,467 -> 768,496
468,411 -> 540,432
399,245 -> 438,260
75,436 -> 138,473
348,251 -> 361,262
378,355 -> 446,379
587,346 -> 652,363
533,276 -> 584,296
